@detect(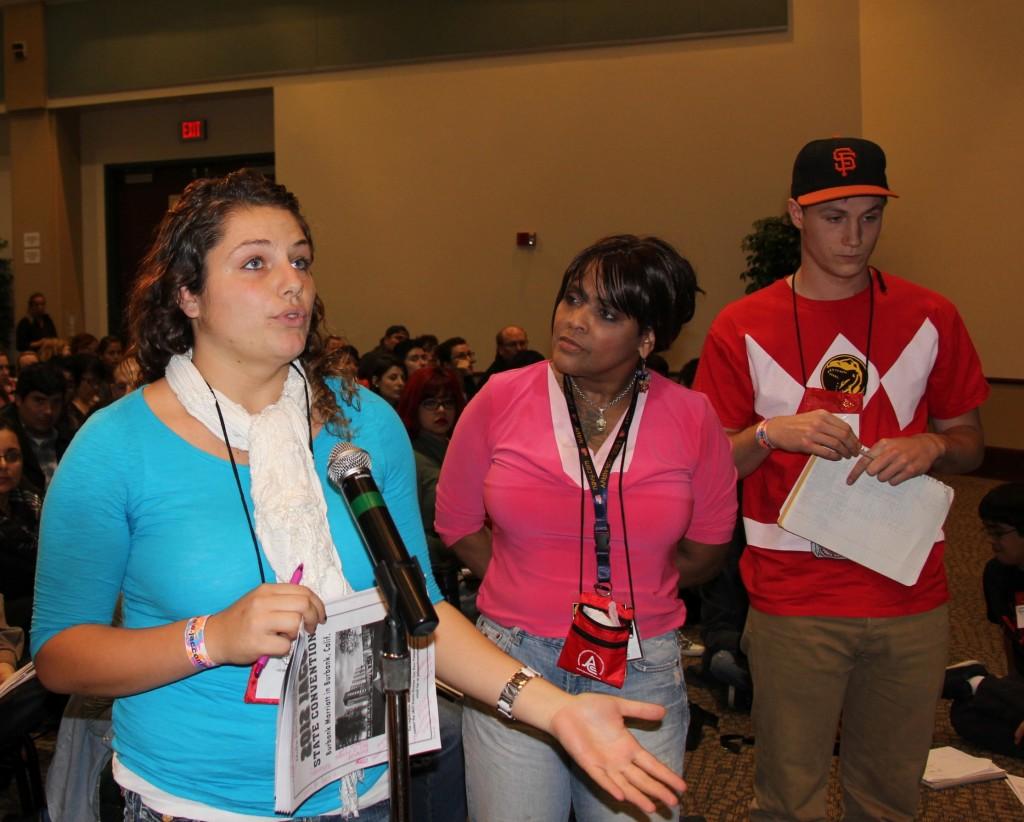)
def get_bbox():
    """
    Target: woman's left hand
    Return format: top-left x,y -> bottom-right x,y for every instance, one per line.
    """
549,693 -> 686,812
